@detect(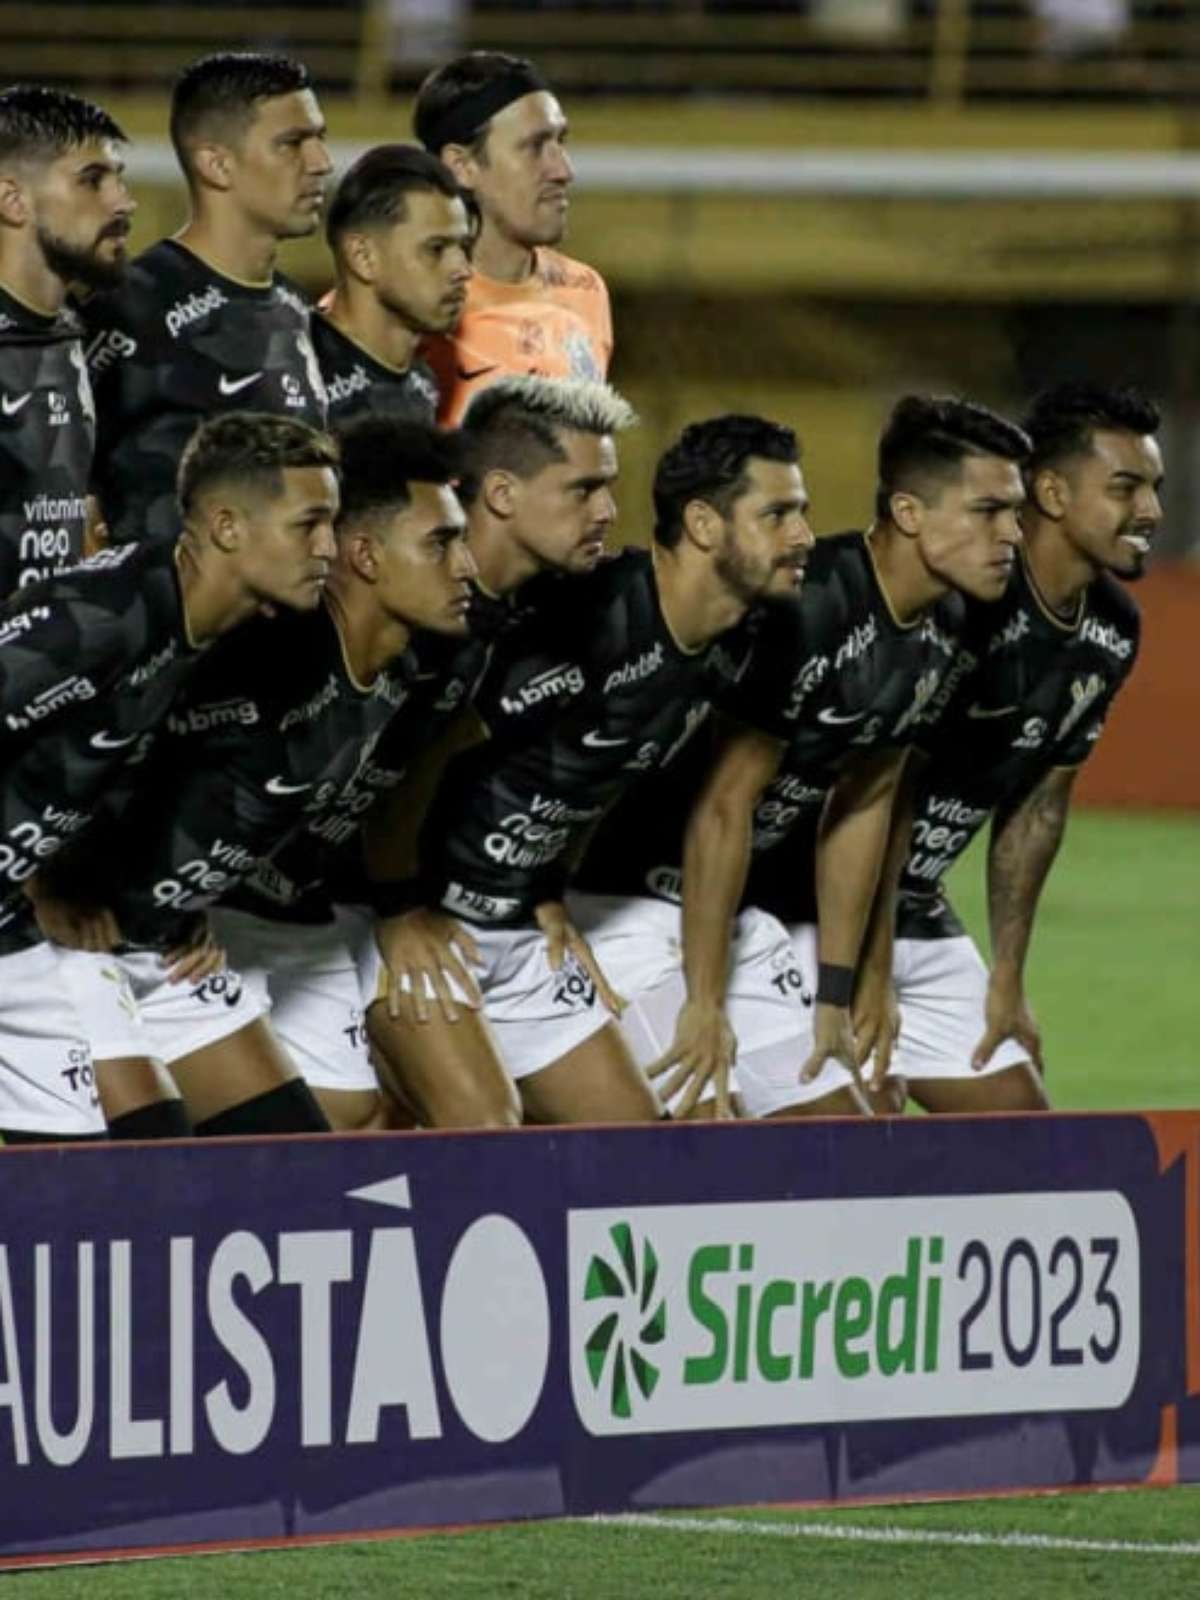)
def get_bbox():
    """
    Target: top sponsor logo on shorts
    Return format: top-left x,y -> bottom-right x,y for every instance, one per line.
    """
602,643 -> 663,695
1080,616 -> 1134,661
165,286 -> 227,340
499,662 -> 585,716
